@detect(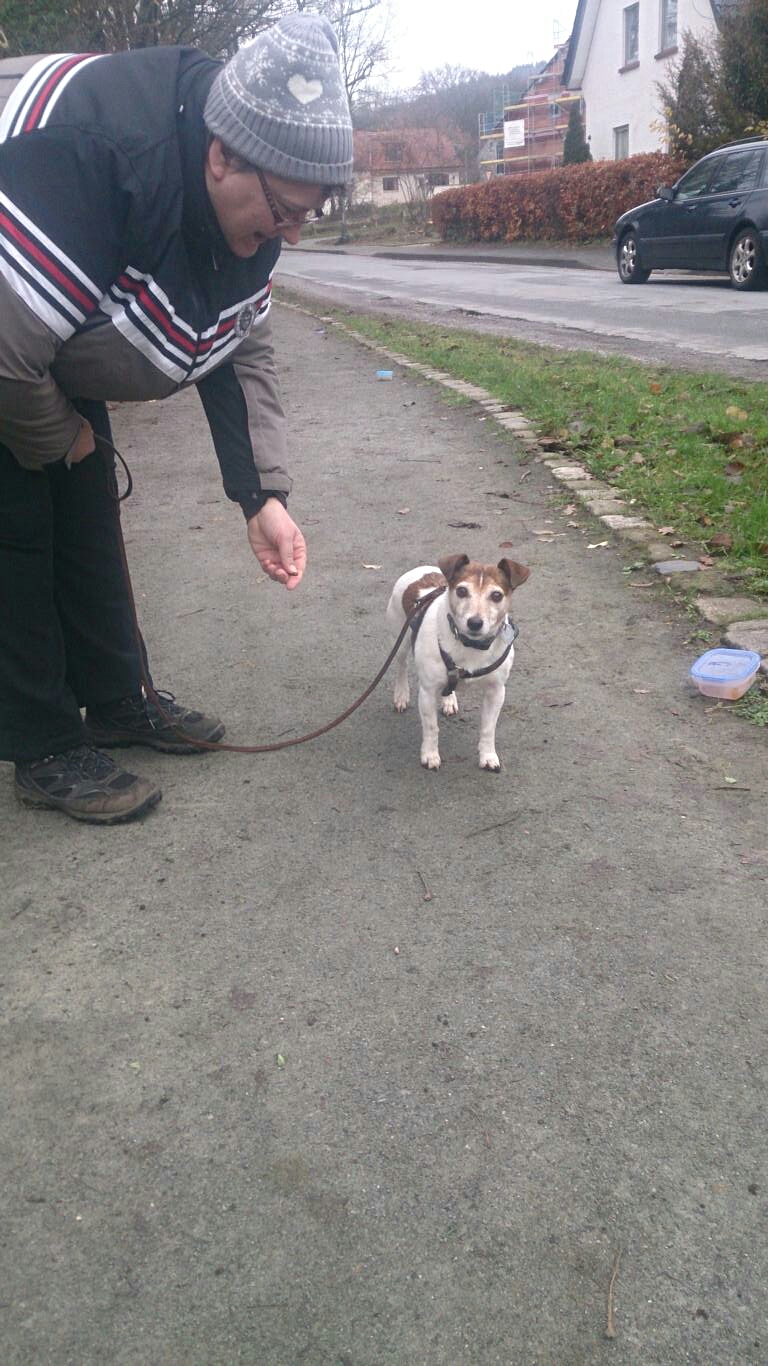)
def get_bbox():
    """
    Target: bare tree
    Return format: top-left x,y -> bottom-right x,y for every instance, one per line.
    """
291,0 -> 390,238
291,0 -> 391,109
0,0 -> 291,57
